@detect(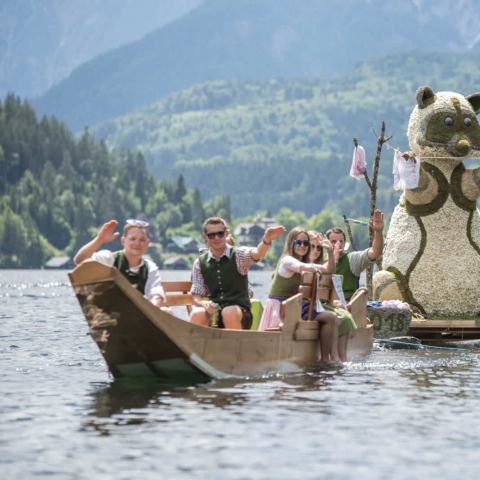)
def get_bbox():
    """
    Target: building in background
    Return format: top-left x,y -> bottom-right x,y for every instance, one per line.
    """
166,236 -> 203,255
234,216 -> 276,246
45,257 -> 76,269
